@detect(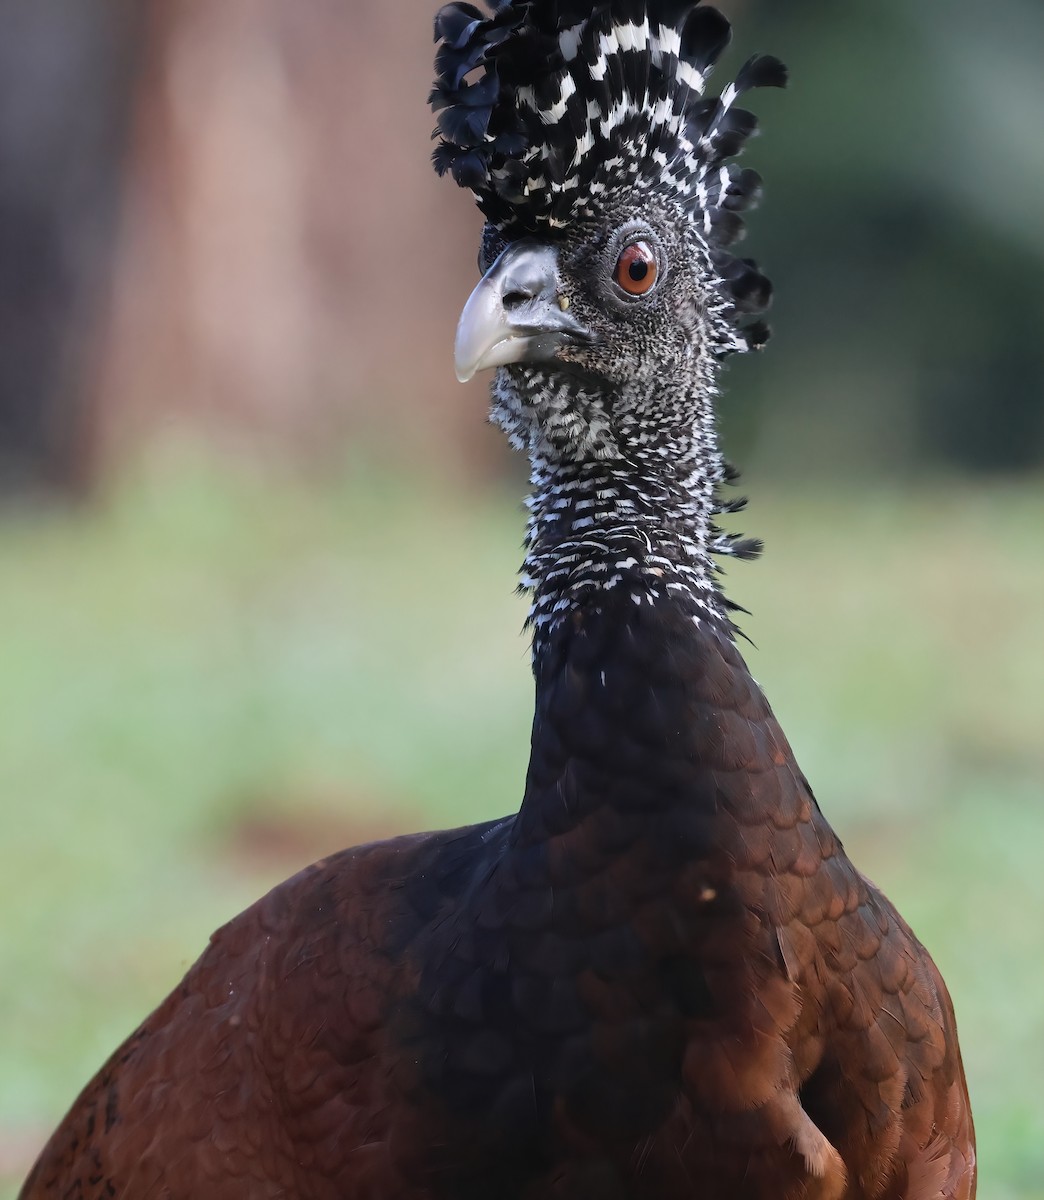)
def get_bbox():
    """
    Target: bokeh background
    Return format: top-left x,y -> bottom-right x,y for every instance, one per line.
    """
0,0 -> 1041,1194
